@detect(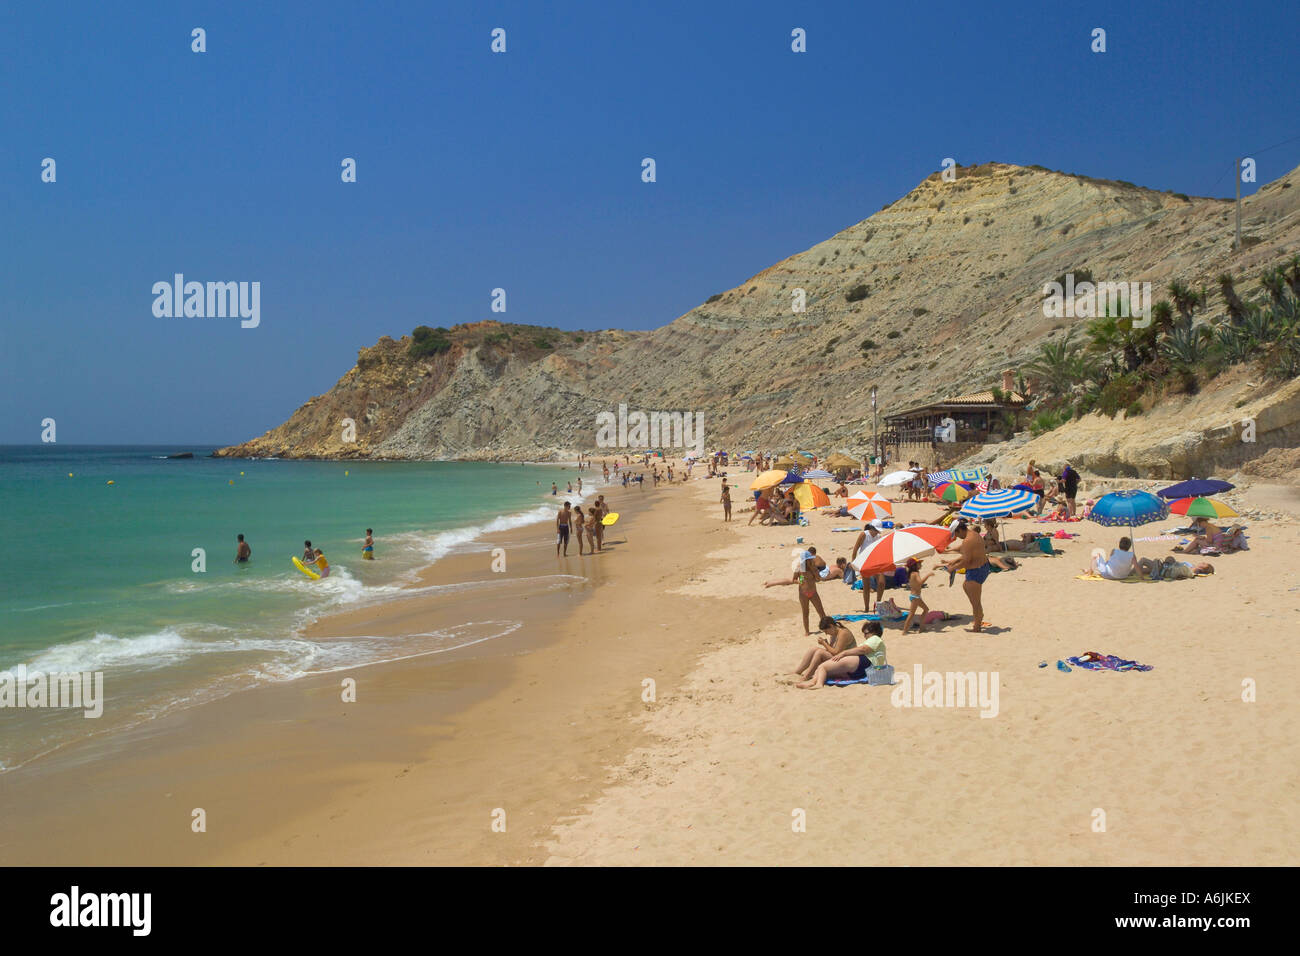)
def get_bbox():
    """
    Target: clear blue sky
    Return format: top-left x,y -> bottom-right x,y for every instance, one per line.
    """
2,0 -> 1295,444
